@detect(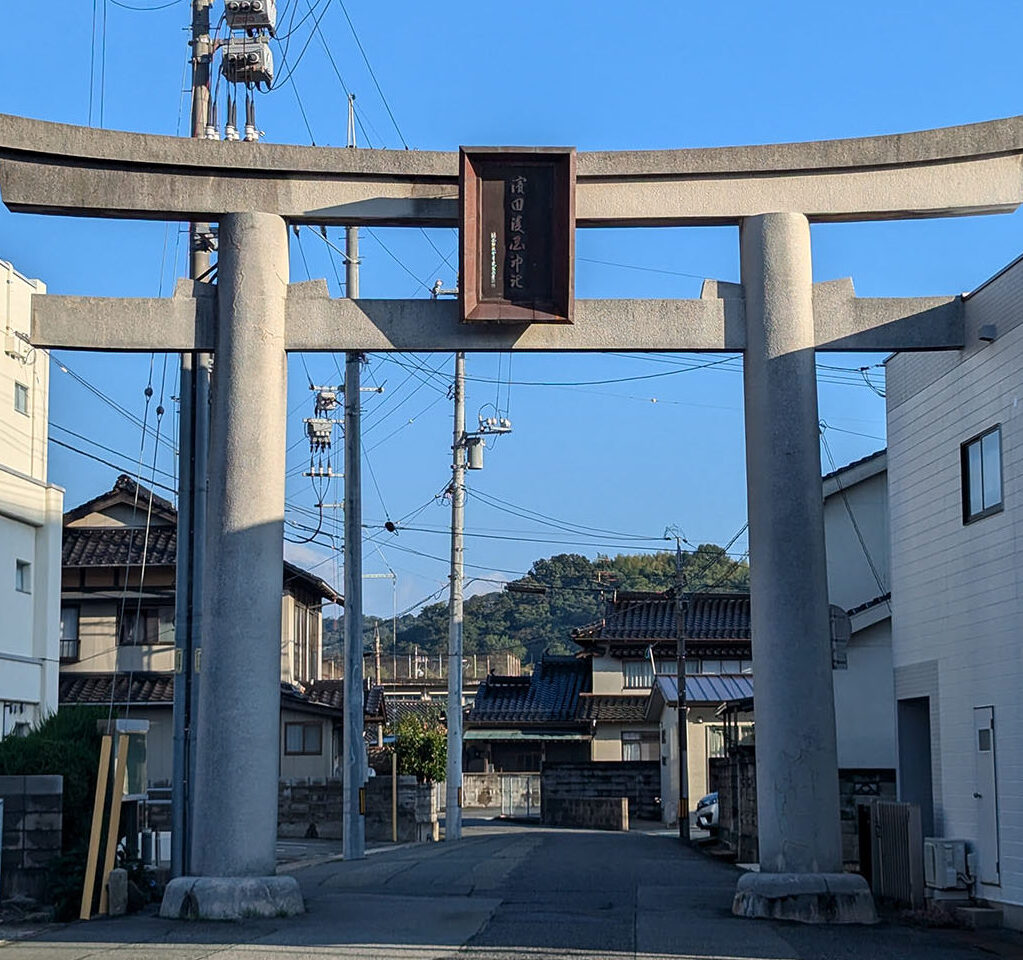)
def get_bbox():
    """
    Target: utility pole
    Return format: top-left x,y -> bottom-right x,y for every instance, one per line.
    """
445,351 -> 466,841
172,0 -> 213,879
674,539 -> 690,841
342,223 -> 366,860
